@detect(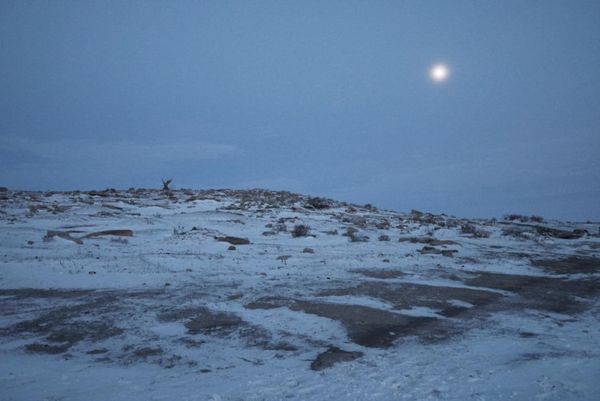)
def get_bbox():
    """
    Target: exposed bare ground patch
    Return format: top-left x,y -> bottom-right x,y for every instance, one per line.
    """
317,281 -> 502,315
531,256 -> 600,274
0,288 -> 94,299
0,291 -> 145,355
158,305 -> 296,351
25,342 -> 72,355
185,310 -> 243,335
463,271 -> 600,314
5,297 -> 125,354
158,306 -> 244,334
245,297 -> 446,347
291,301 -> 444,347
350,268 -> 407,279
244,297 -> 290,310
